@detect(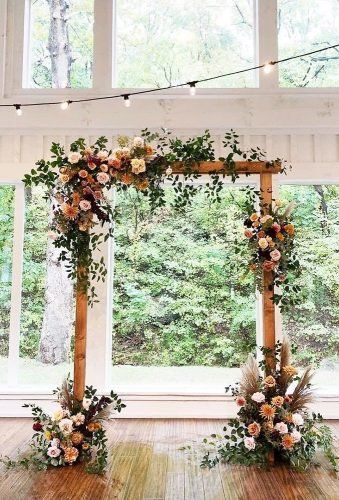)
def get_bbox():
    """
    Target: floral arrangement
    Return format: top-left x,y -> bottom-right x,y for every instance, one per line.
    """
23,130 -> 282,304
244,200 -> 301,309
1,380 -> 125,474
200,339 -> 337,471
